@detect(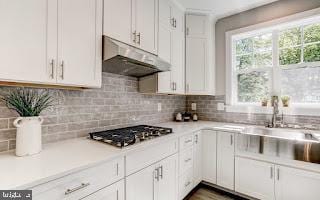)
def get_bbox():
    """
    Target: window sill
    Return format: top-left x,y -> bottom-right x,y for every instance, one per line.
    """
225,105 -> 320,116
